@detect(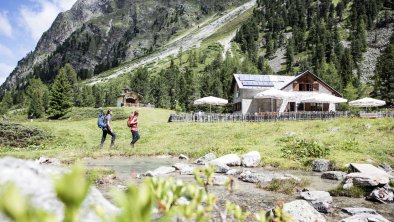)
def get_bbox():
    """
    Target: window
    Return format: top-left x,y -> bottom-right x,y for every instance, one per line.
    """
235,86 -> 240,98
299,83 -> 313,91
233,102 -> 242,112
